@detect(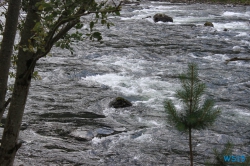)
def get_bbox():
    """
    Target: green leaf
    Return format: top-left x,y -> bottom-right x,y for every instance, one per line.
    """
92,32 -> 102,41
38,5 -> 44,11
95,13 -> 99,18
75,23 -> 83,29
33,22 -> 41,31
101,20 -> 106,25
115,11 -> 120,16
22,47 -> 28,52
